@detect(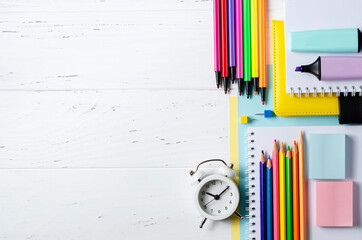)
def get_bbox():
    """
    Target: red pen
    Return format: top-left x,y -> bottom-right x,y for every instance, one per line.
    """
220,0 -> 229,94
213,0 -> 221,88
